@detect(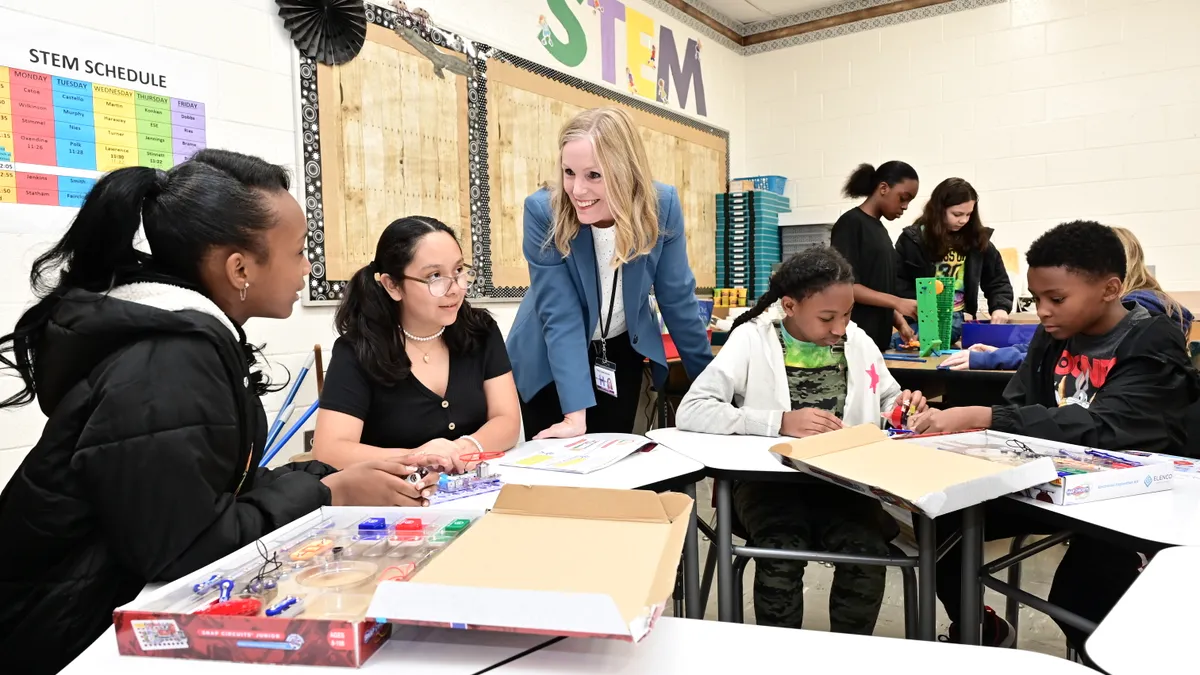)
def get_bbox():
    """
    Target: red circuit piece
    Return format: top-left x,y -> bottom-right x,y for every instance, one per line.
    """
195,598 -> 263,616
